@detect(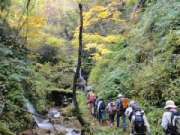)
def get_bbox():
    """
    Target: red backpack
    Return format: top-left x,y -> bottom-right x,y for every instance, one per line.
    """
89,94 -> 96,103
